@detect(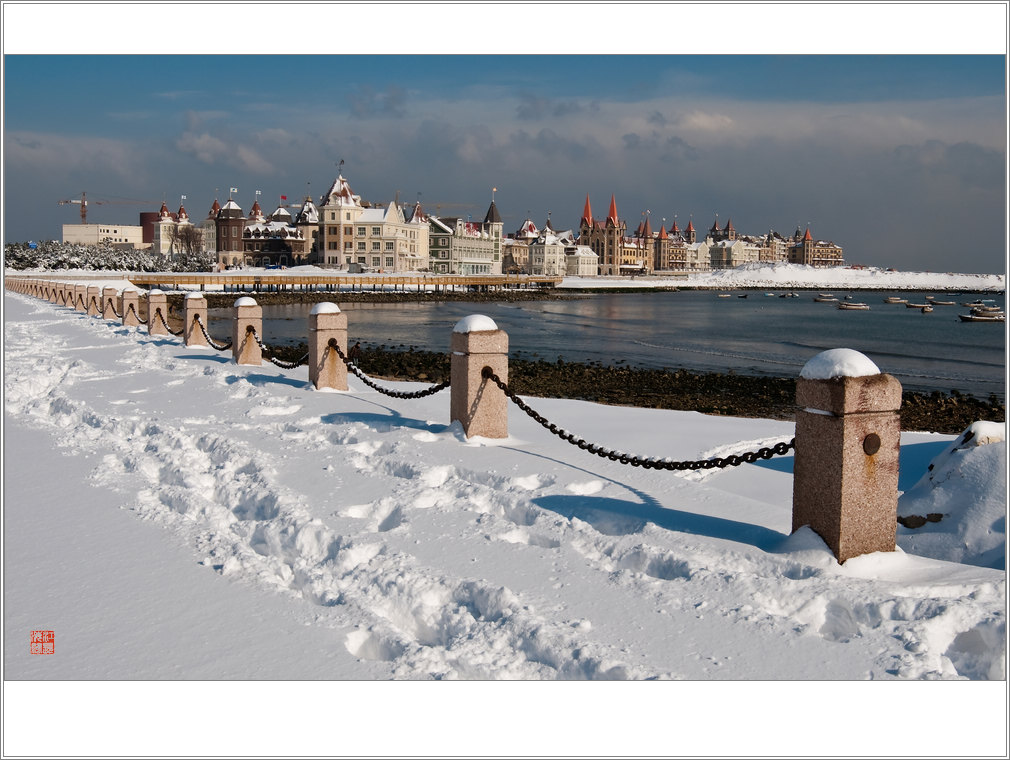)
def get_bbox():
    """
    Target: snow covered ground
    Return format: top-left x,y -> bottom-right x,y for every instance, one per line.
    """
562,262 -> 1006,292
3,287 -> 1007,757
